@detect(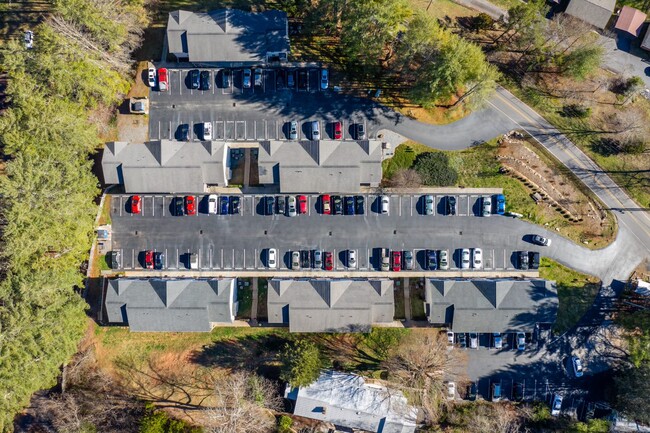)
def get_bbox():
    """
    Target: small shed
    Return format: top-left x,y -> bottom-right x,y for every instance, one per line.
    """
615,6 -> 647,37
